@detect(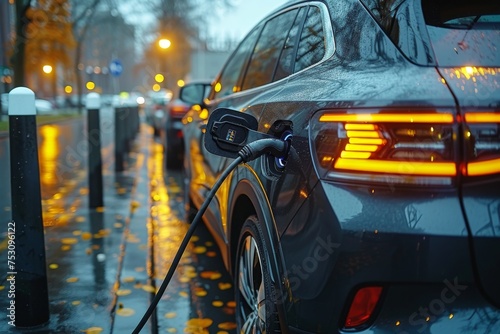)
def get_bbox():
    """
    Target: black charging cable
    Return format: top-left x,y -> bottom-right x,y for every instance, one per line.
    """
131,138 -> 289,333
